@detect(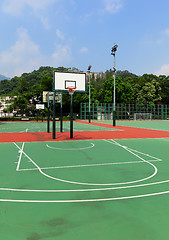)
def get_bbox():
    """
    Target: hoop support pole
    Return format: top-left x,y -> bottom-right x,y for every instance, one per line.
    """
70,94 -> 73,139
